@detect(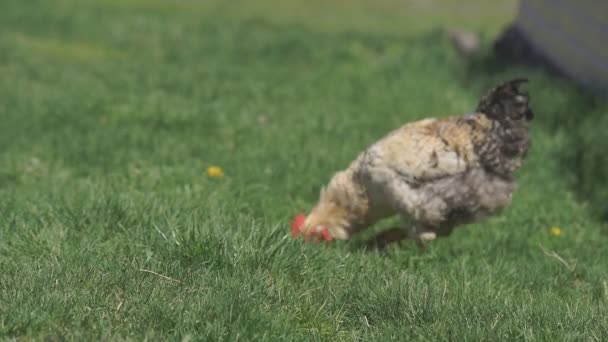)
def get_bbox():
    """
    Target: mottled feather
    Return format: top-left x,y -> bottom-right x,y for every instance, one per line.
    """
300,79 -> 534,248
